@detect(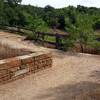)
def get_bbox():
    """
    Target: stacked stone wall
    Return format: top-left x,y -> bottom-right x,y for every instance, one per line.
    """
0,52 -> 52,84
